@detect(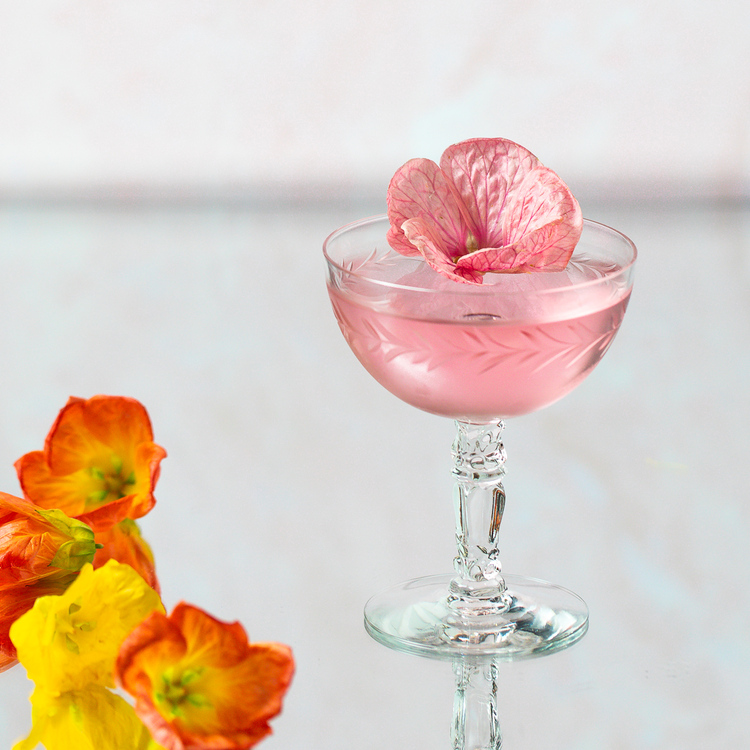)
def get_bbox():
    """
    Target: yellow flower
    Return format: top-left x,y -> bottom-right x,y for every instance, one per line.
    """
9,560 -> 163,749
10,560 -> 163,692
13,685 -> 152,750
